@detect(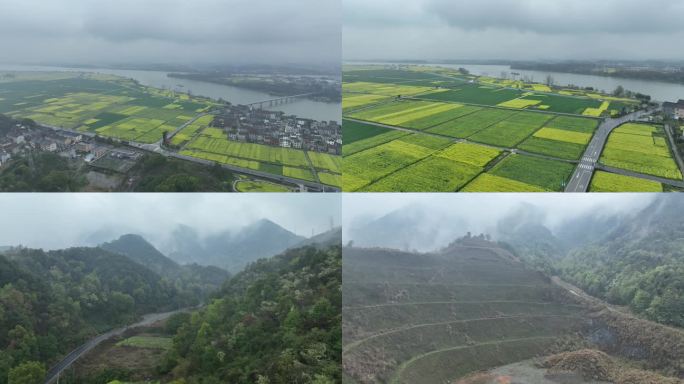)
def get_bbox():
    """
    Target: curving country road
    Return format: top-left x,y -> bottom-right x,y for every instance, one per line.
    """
564,109 -> 652,192
43,308 -> 191,384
